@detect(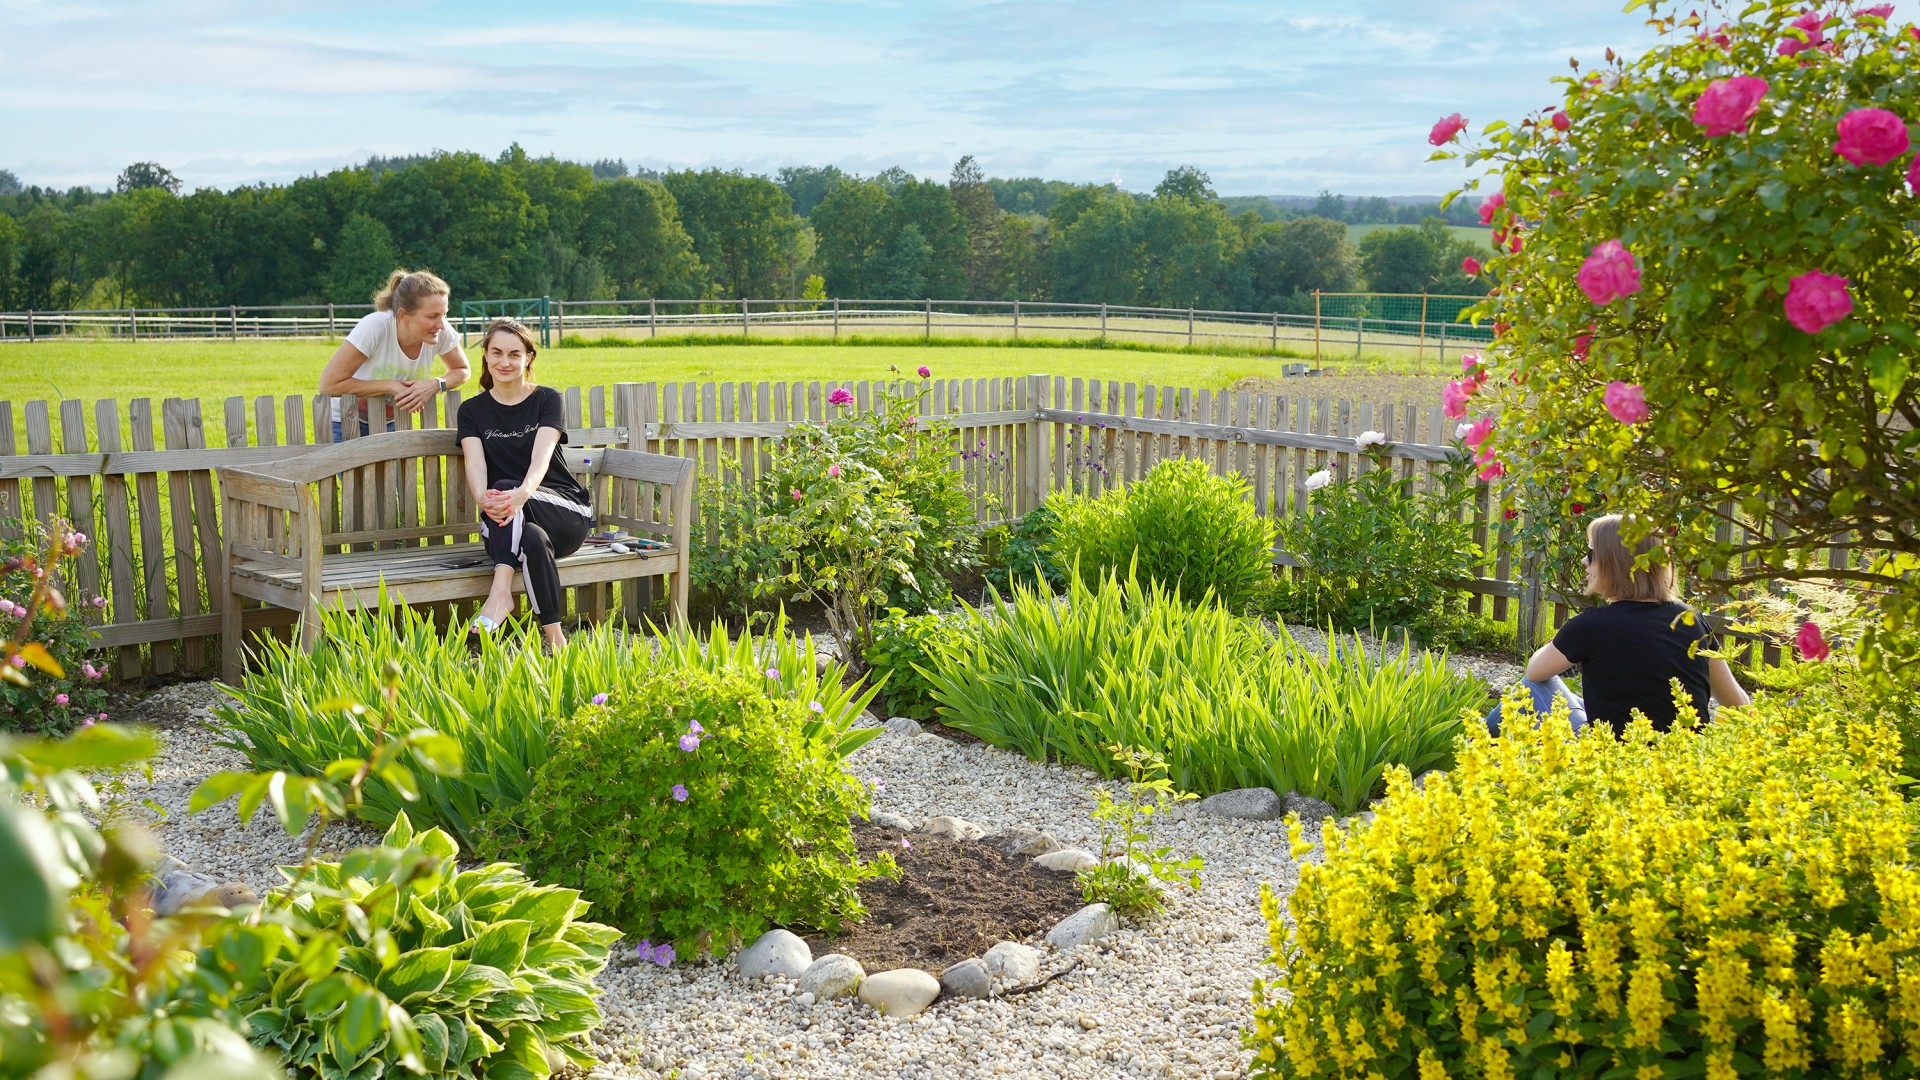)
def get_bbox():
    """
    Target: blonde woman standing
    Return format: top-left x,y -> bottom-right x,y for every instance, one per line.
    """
319,269 -> 471,441
1487,513 -> 1751,737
